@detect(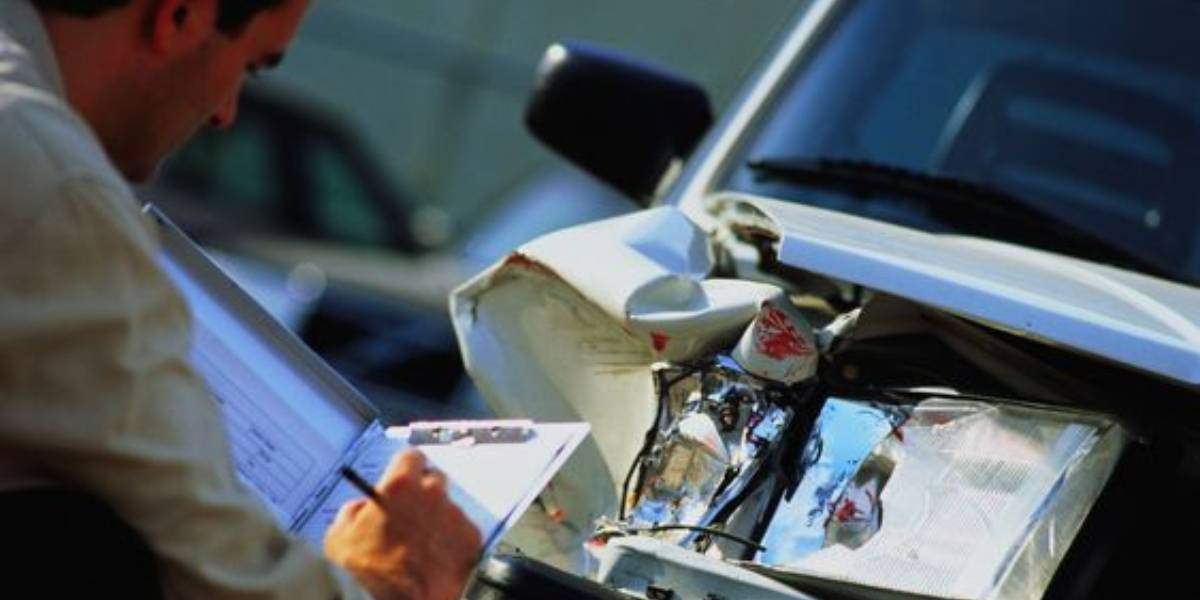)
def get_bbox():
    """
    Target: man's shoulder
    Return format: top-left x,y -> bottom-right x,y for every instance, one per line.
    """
0,84 -> 126,189
0,84 -> 133,229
